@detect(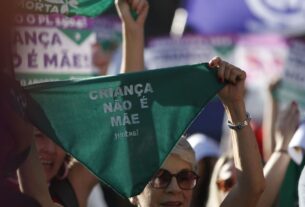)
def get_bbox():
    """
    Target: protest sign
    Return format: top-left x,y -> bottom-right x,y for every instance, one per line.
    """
16,0 -> 114,17
145,34 -> 287,86
234,34 -> 287,86
13,13 -> 97,86
145,35 -> 235,69
276,38 -> 305,119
